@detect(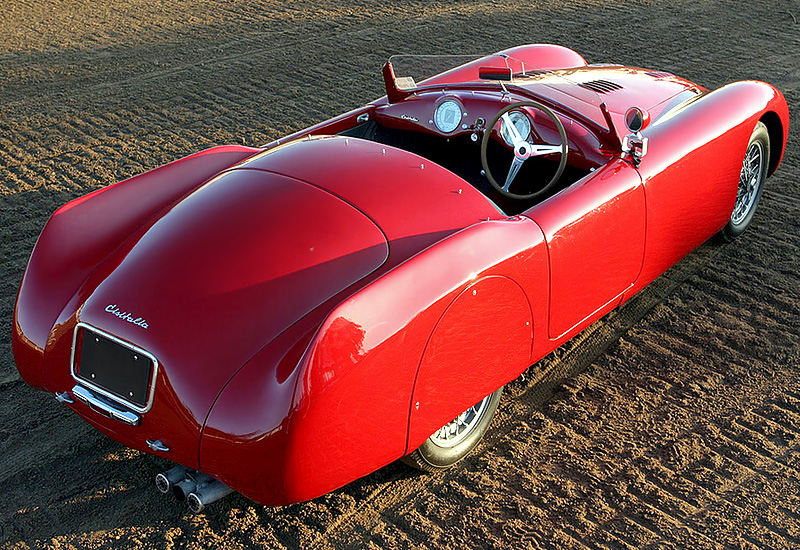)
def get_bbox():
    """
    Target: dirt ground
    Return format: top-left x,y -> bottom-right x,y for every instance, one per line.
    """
1,0 -> 798,548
